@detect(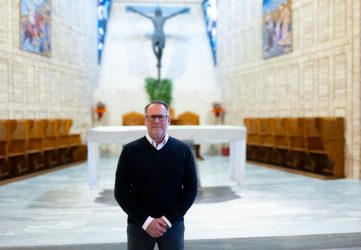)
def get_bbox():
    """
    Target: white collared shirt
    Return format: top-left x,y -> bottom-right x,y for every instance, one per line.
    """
145,133 -> 169,150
